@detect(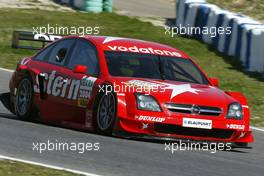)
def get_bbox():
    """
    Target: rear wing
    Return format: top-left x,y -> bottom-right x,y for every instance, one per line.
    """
12,31 -> 62,50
